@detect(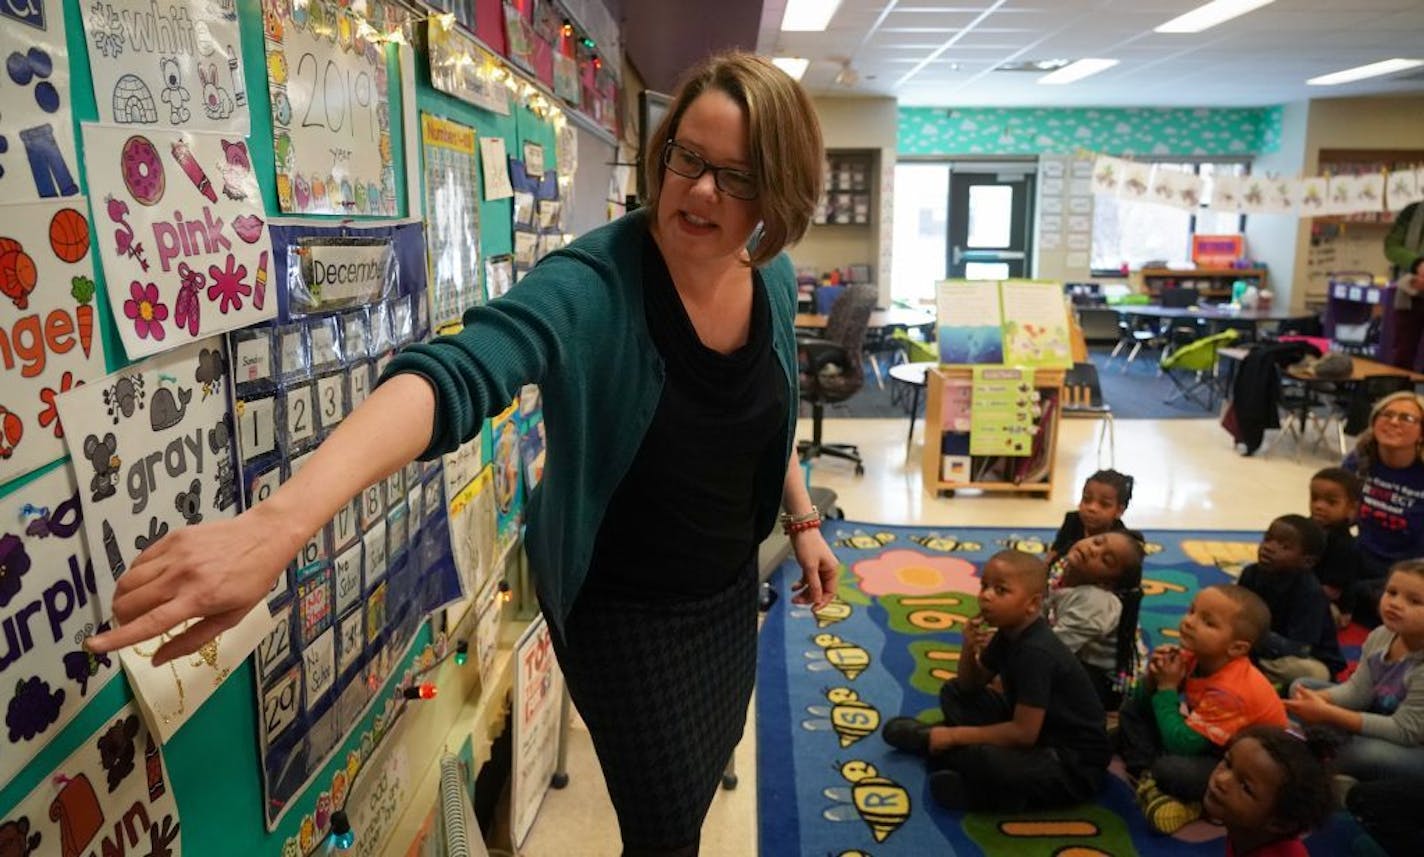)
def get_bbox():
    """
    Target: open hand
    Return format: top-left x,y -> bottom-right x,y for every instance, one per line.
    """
85,506 -> 298,664
790,527 -> 839,611
1284,685 -> 1334,724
